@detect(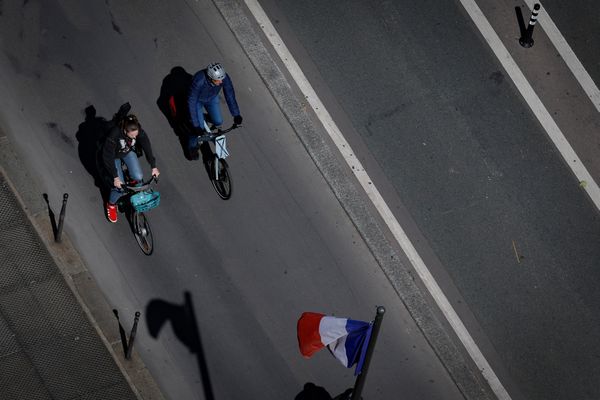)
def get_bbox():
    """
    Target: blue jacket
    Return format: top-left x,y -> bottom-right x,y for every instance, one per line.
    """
187,69 -> 240,129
